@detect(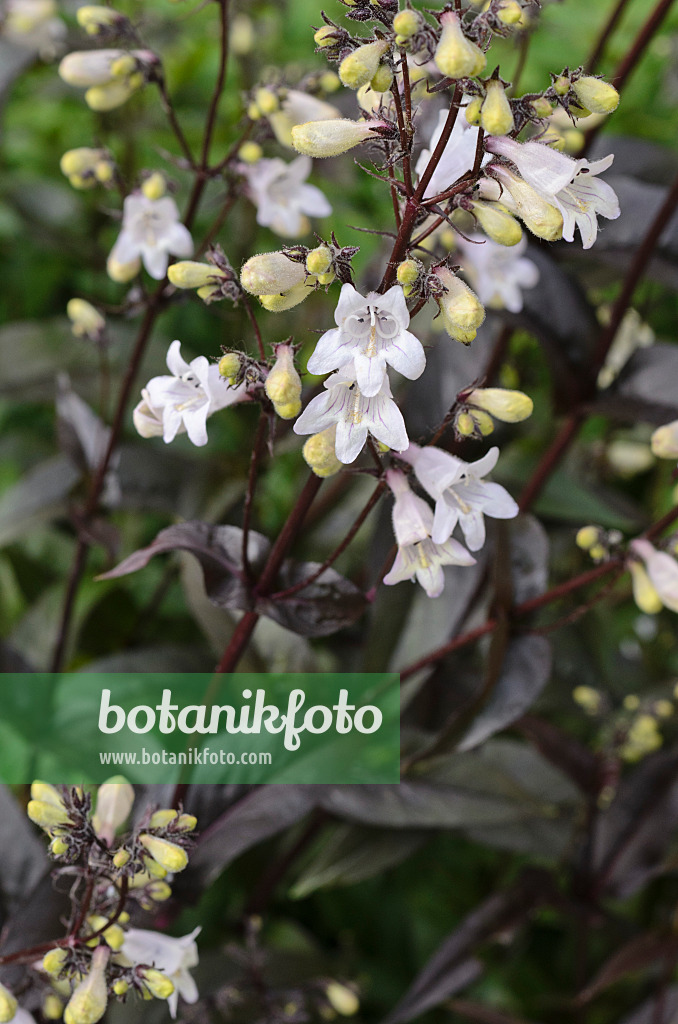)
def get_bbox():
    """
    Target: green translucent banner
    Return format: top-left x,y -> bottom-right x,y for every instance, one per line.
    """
0,673 -> 400,784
